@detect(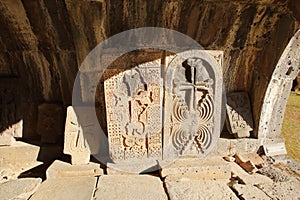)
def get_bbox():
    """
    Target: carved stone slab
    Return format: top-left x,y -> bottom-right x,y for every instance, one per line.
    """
104,50 -> 223,169
226,92 -> 253,138
163,50 -> 223,159
64,106 -> 101,165
104,59 -> 163,162
37,103 -> 64,144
